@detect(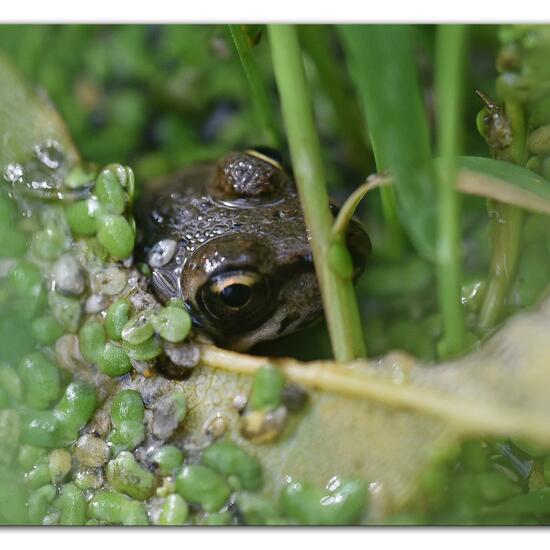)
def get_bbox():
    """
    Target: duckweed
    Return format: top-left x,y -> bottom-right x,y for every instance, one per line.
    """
0,409 -> 20,466
235,493 -> 282,525
48,291 -> 81,333
54,381 -> 97,441
476,471 -> 522,503
18,444 -> 47,470
150,306 -> 192,343
78,321 -> 106,364
66,200 -> 97,237
200,511 -> 233,525
0,227 -> 27,258
280,477 -> 368,525
106,452 -> 156,500
0,364 -> 22,403
105,299 -> 130,341
202,441 -> 262,491
123,335 -> 162,361
0,474 -> 28,525
9,260 -> 43,296
99,342 -> 132,377
31,228 -> 65,262
108,390 -> 145,454
95,167 -> 127,215
24,463 -> 51,489
543,455 -> 550,484
151,445 -> 184,476
53,483 -> 86,525
107,420 -> 145,455
176,464 -> 231,513
485,487 -> 550,515
111,389 -> 144,425
249,364 -> 285,412
19,353 -> 60,410
20,410 -> 63,448
121,314 -> 154,345
28,484 -> 56,524
88,490 -> 149,525
96,214 -> 134,260
31,316 -> 64,345
157,494 -> 189,525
